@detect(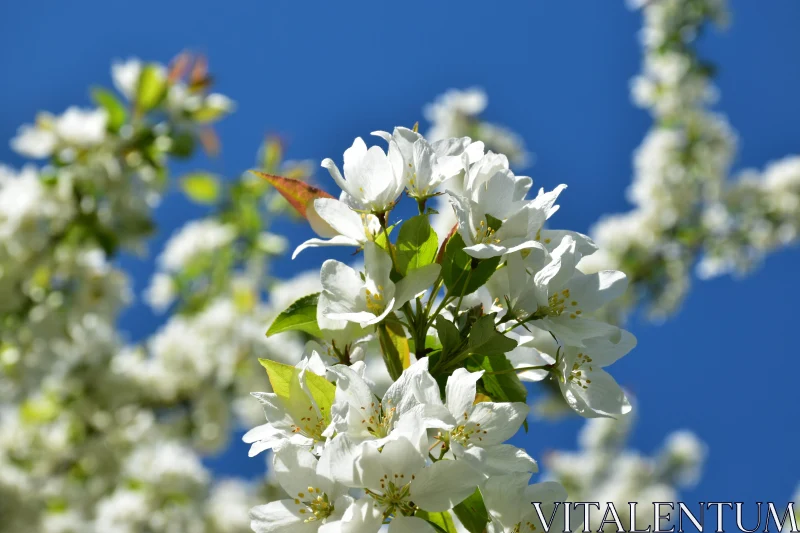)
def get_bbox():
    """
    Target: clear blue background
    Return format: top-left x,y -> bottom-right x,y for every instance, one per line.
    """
2,0 -> 798,507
